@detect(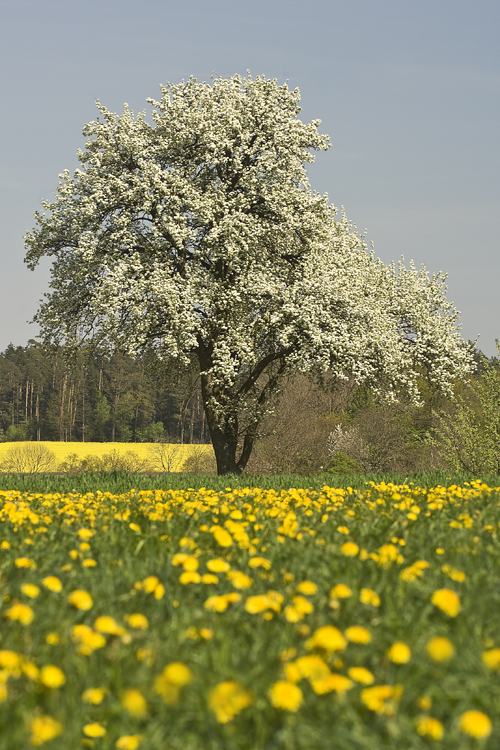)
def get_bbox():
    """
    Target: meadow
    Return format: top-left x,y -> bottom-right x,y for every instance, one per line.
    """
1,478 -> 500,748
